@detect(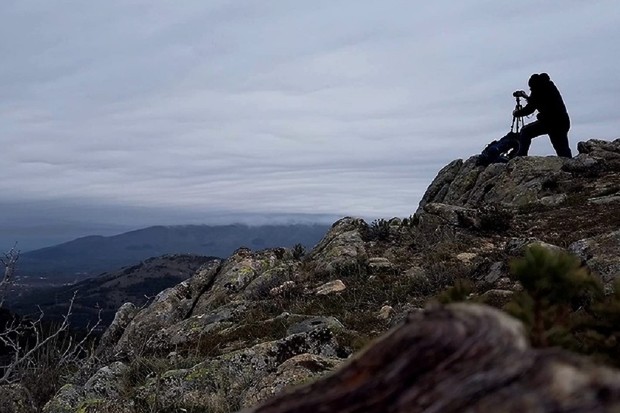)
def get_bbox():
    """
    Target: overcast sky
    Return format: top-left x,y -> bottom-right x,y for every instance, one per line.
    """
1,0 -> 619,249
